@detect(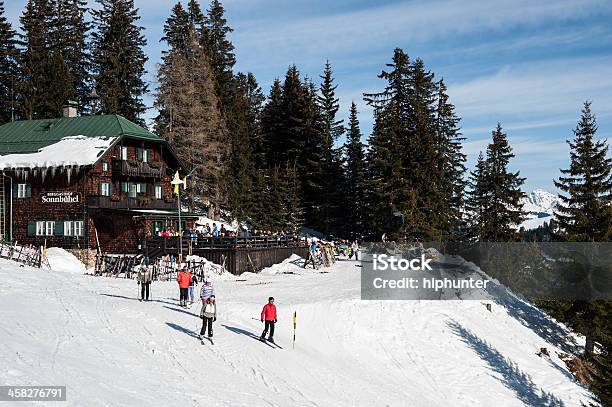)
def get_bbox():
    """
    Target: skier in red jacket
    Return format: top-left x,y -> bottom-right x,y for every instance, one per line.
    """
176,267 -> 192,307
260,297 -> 277,342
